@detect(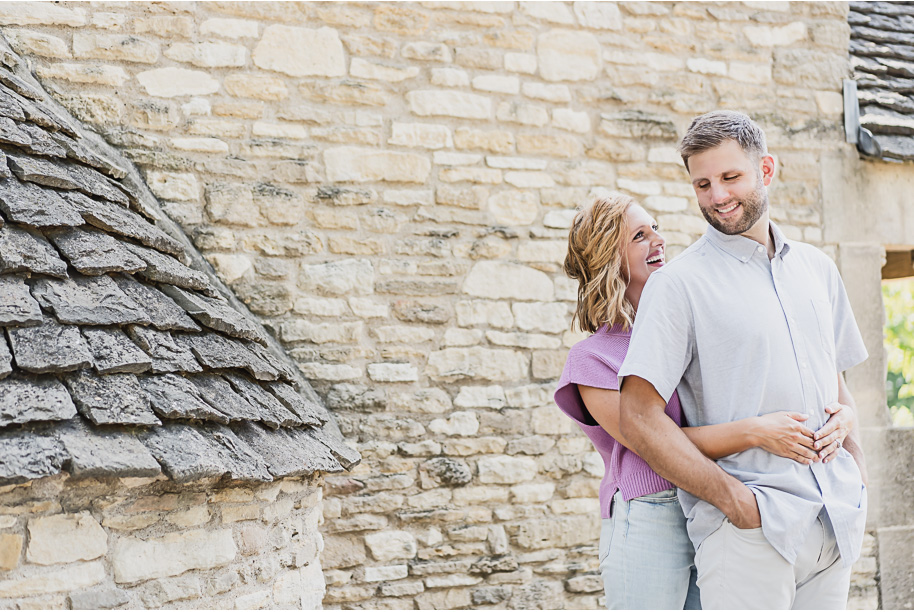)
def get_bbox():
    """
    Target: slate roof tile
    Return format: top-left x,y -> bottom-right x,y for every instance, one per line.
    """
160,285 -> 268,344
126,325 -> 202,374
0,224 -> 68,278
31,274 -> 151,326
7,317 -> 93,373
81,326 -> 152,374
63,370 -> 161,427
64,191 -> 185,258
111,273 -> 200,332
0,176 -> 83,227
0,274 -> 42,326
47,226 -> 146,276
0,47 -> 358,485
0,374 -> 77,427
